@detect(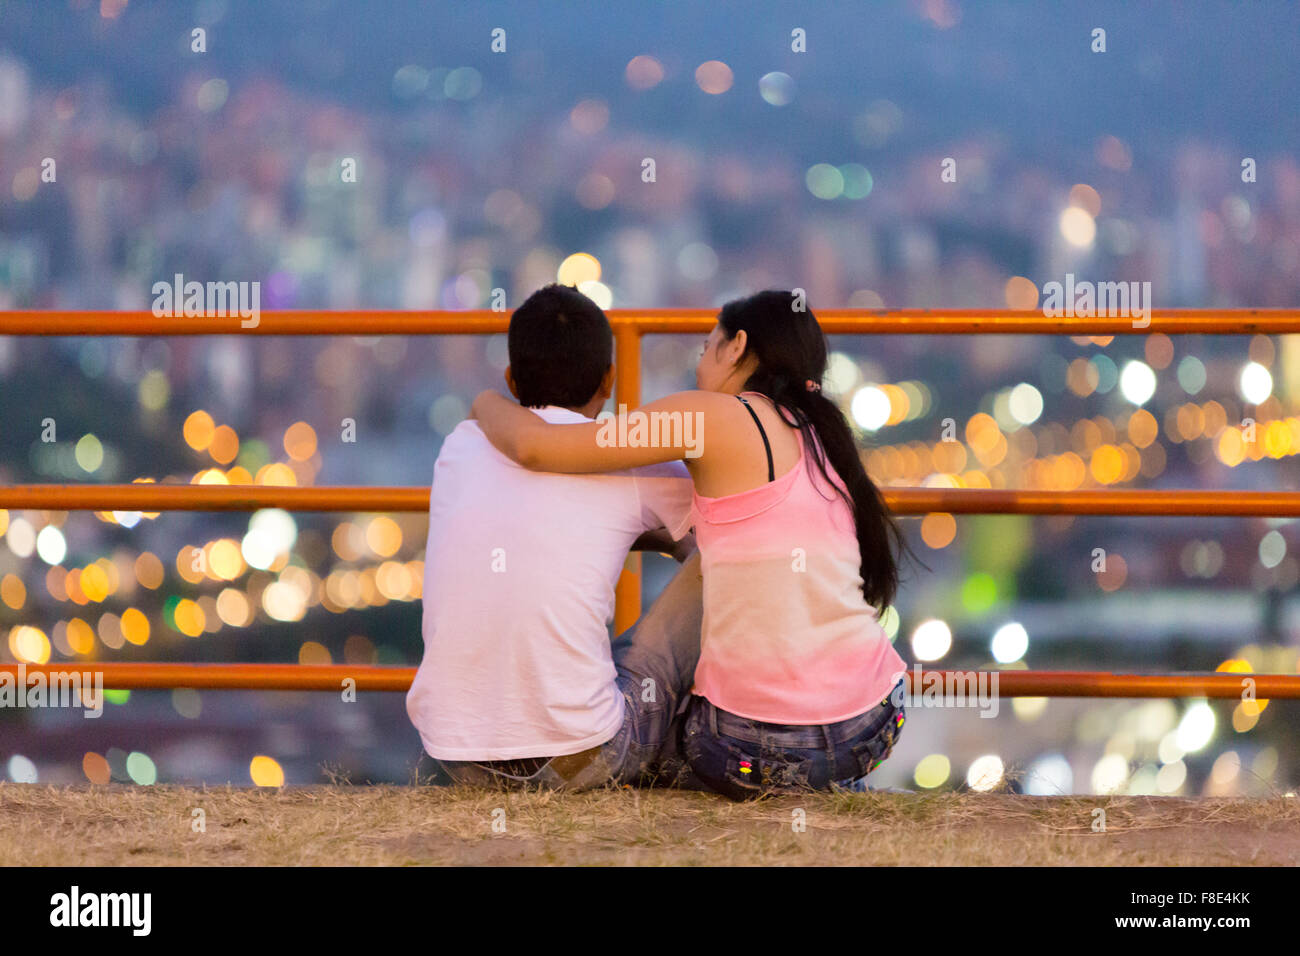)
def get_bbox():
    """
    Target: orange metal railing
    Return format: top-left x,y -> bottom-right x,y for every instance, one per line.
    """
1,662 -> 1296,698
4,485 -> 1300,516
3,308 -> 1300,698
